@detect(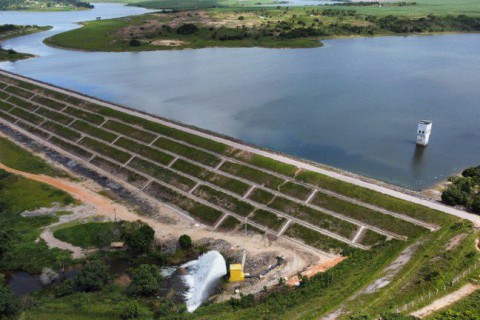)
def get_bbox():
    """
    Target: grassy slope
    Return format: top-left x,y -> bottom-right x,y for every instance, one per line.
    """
53,222 -> 121,249
0,137 -> 67,176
